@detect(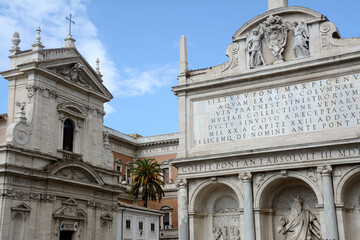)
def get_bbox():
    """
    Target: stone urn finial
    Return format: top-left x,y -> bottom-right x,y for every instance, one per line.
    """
32,26 -> 45,50
10,32 -> 21,54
